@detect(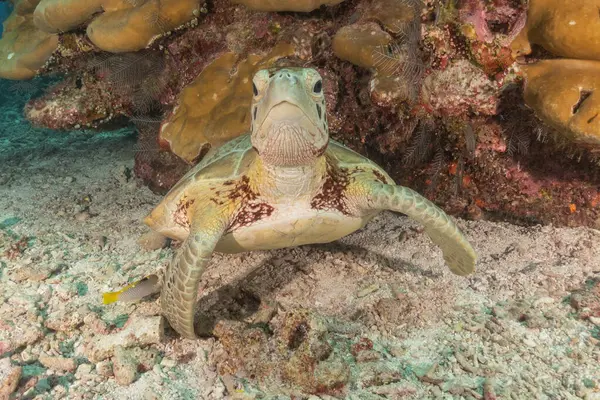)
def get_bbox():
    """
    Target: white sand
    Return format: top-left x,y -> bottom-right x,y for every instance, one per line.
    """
0,124 -> 599,399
